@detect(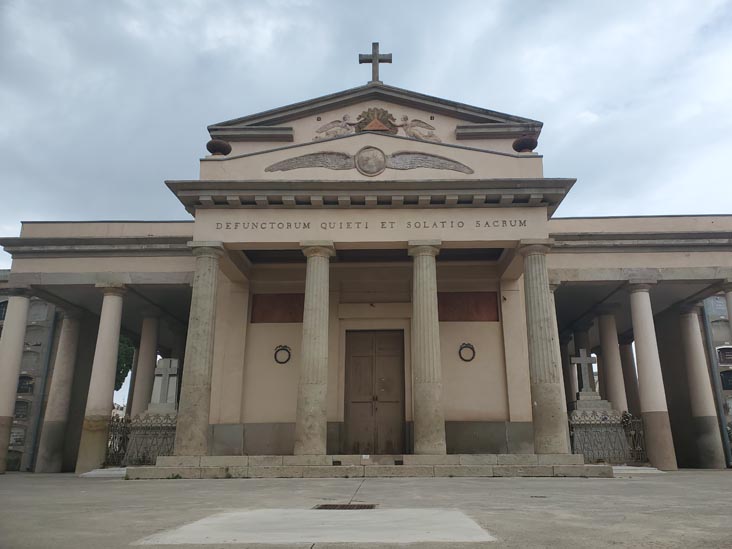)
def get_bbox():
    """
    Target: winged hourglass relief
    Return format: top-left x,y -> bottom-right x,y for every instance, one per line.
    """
312,107 -> 442,143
